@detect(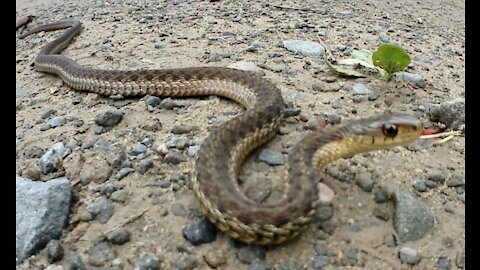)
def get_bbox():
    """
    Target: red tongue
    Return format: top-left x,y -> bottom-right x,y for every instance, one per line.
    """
421,128 -> 439,135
